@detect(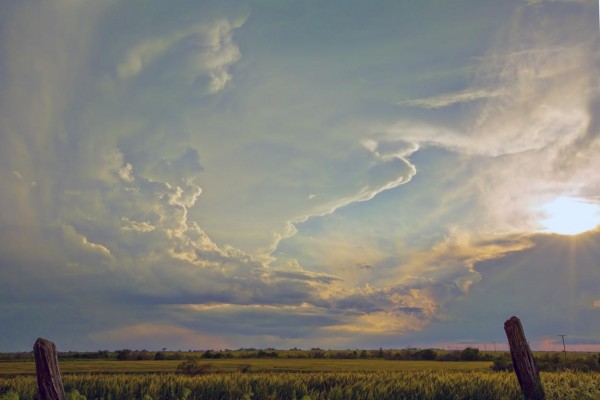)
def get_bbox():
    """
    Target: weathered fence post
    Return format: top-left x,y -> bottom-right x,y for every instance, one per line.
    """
504,316 -> 545,400
33,338 -> 66,400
